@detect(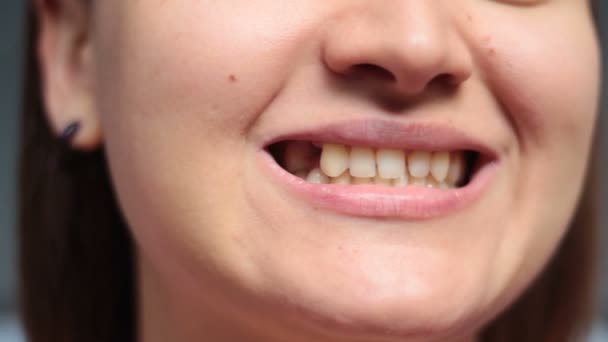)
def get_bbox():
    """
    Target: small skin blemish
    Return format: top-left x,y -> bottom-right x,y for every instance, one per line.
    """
229,74 -> 238,83
481,34 -> 496,57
